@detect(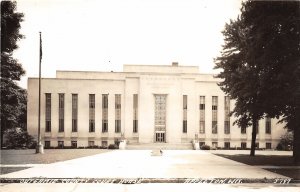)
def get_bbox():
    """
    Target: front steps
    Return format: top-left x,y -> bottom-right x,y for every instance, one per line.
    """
126,142 -> 193,150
